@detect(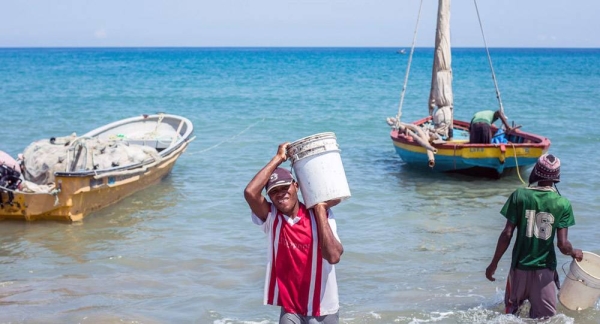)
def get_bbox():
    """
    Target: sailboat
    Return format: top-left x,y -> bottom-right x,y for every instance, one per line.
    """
386,0 -> 550,178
